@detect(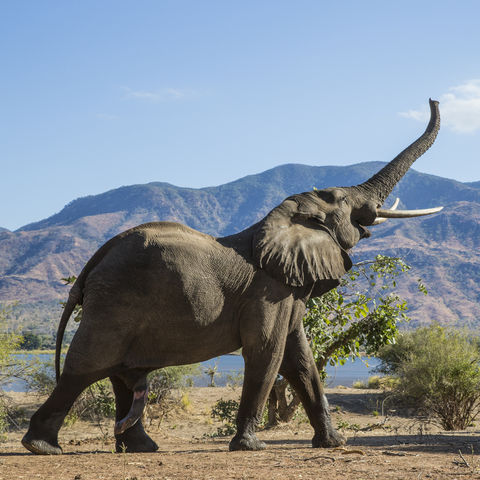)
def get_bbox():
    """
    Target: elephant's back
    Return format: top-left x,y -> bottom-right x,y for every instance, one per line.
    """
80,221 -> 245,326
126,221 -> 214,245
83,221 -> 218,290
